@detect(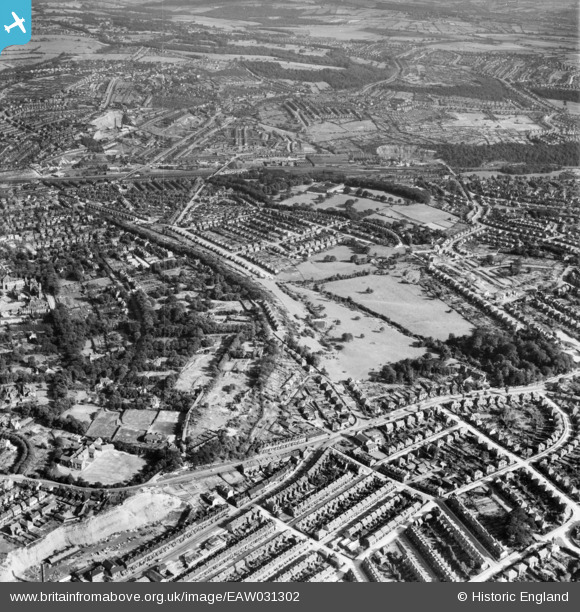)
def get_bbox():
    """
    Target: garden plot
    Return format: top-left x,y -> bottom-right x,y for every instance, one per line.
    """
324,273 -> 472,340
